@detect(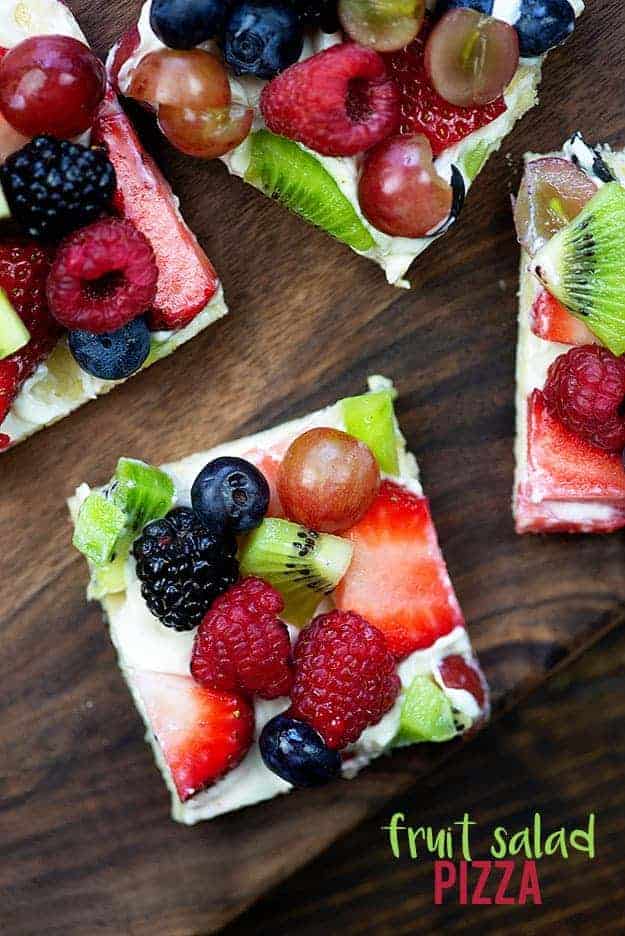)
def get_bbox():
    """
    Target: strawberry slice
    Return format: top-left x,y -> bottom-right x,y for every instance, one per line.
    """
527,390 -> 625,501
242,449 -> 285,518
107,27 -> 141,94
439,654 -> 486,709
530,288 -> 596,347
334,480 -> 465,659
132,670 -> 254,802
92,93 -> 219,330
384,17 -> 506,157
